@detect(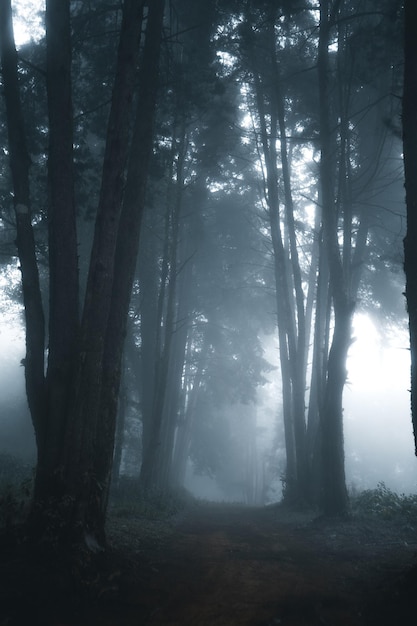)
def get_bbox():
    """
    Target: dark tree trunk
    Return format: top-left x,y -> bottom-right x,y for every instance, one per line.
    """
40,0 -> 80,490
139,200 -> 181,490
159,234 -> 194,490
243,6 -> 312,503
306,221 -> 330,505
139,121 -> 187,492
137,228 -> 160,459
93,0 -> 165,525
1,0 -> 162,549
138,171 -> 172,489
317,0 -> 349,516
403,0 -> 417,455
64,0 -> 145,486
252,63 -> 307,502
111,352 -> 129,488
40,0 -> 147,544
0,0 -> 46,437
274,75 -> 308,503
269,16 -> 309,499
321,304 -> 352,515
171,337 -> 208,488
